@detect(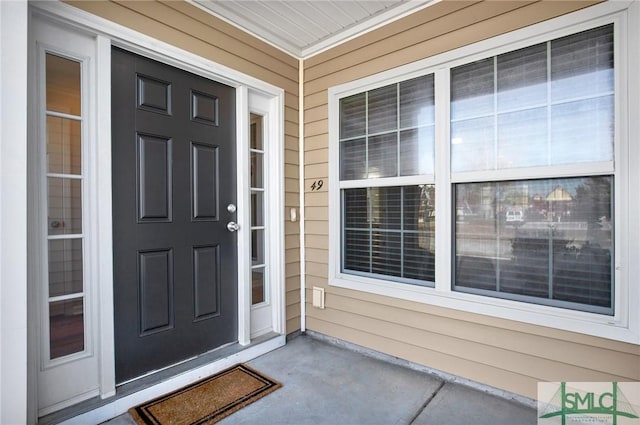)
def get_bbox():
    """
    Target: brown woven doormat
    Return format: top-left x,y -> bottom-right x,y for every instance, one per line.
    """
129,364 -> 281,425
